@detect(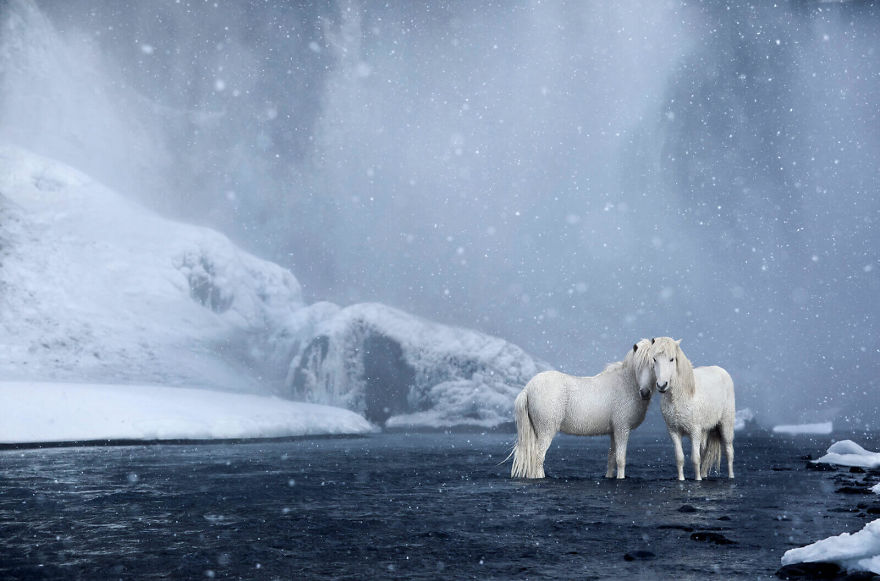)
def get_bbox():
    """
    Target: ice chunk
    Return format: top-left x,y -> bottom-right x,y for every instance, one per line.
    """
781,518 -> 880,575
813,440 -> 880,469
